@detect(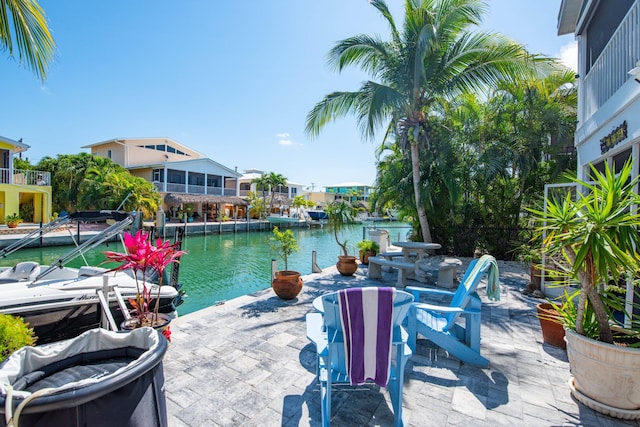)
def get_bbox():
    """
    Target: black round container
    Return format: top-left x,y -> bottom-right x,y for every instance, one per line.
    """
0,328 -> 168,427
